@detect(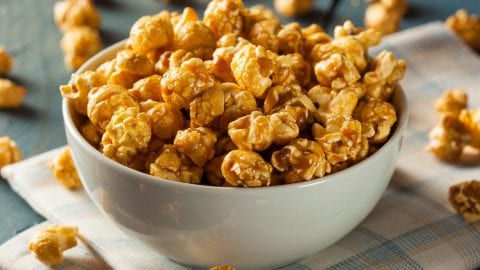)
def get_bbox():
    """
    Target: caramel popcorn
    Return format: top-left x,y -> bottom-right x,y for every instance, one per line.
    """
128,75 -> 162,102
80,120 -> 101,146
190,87 -> 225,127
129,12 -> 174,54
0,47 -> 13,74
272,53 -> 311,87
445,9 -> 480,50
228,111 -> 273,151
53,0 -> 100,32
0,136 -> 22,169
221,149 -> 272,187
141,100 -> 185,140
155,49 -> 195,75
204,0 -> 245,38
218,83 -> 258,130
449,180 -> 480,223
274,0 -> 313,17
459,109 -> 480,149
61,26 -> 102,70
150,144 -> 203,184
365,0 -> 407,35
231,43 -> 276,97
49,148 -> 82,190
0,78 -> 26,109
272,138 -> 330,184
174,127 -> 217,167
28,224 -> 79,266
426,115 -> 468,161
210,265 -> 236,270
87,84 -> 138,131
302,24 -> 331,56
60,70 -> 107,115
353,100 -> 397,144
249,19 -> 281,53
115,50 -> 155,77
101,107 -> 151,165
434,88 -> 467,118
